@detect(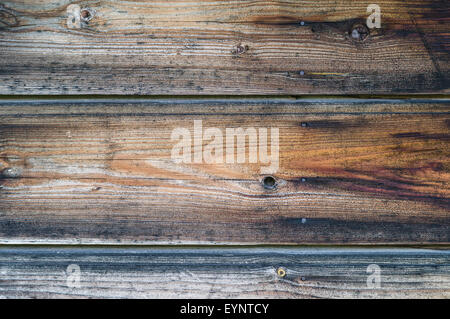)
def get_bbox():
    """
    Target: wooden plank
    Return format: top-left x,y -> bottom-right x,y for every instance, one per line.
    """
0,247 -> 448,298
0,0 -> 448,95
0,98 -> 449,244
